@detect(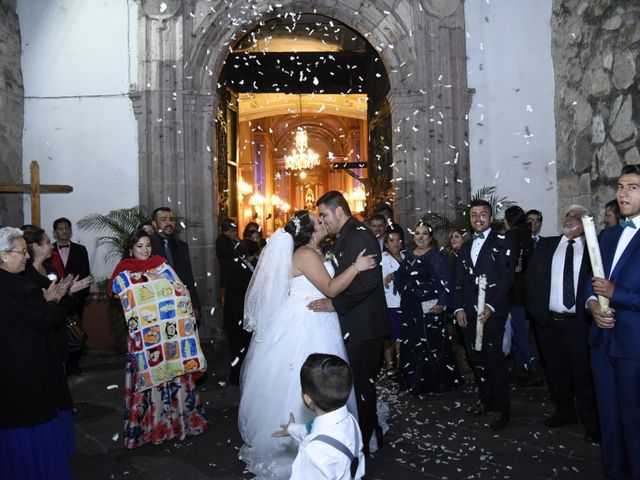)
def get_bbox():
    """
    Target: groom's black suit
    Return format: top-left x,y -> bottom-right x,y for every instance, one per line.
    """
331,216 -> 389,446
